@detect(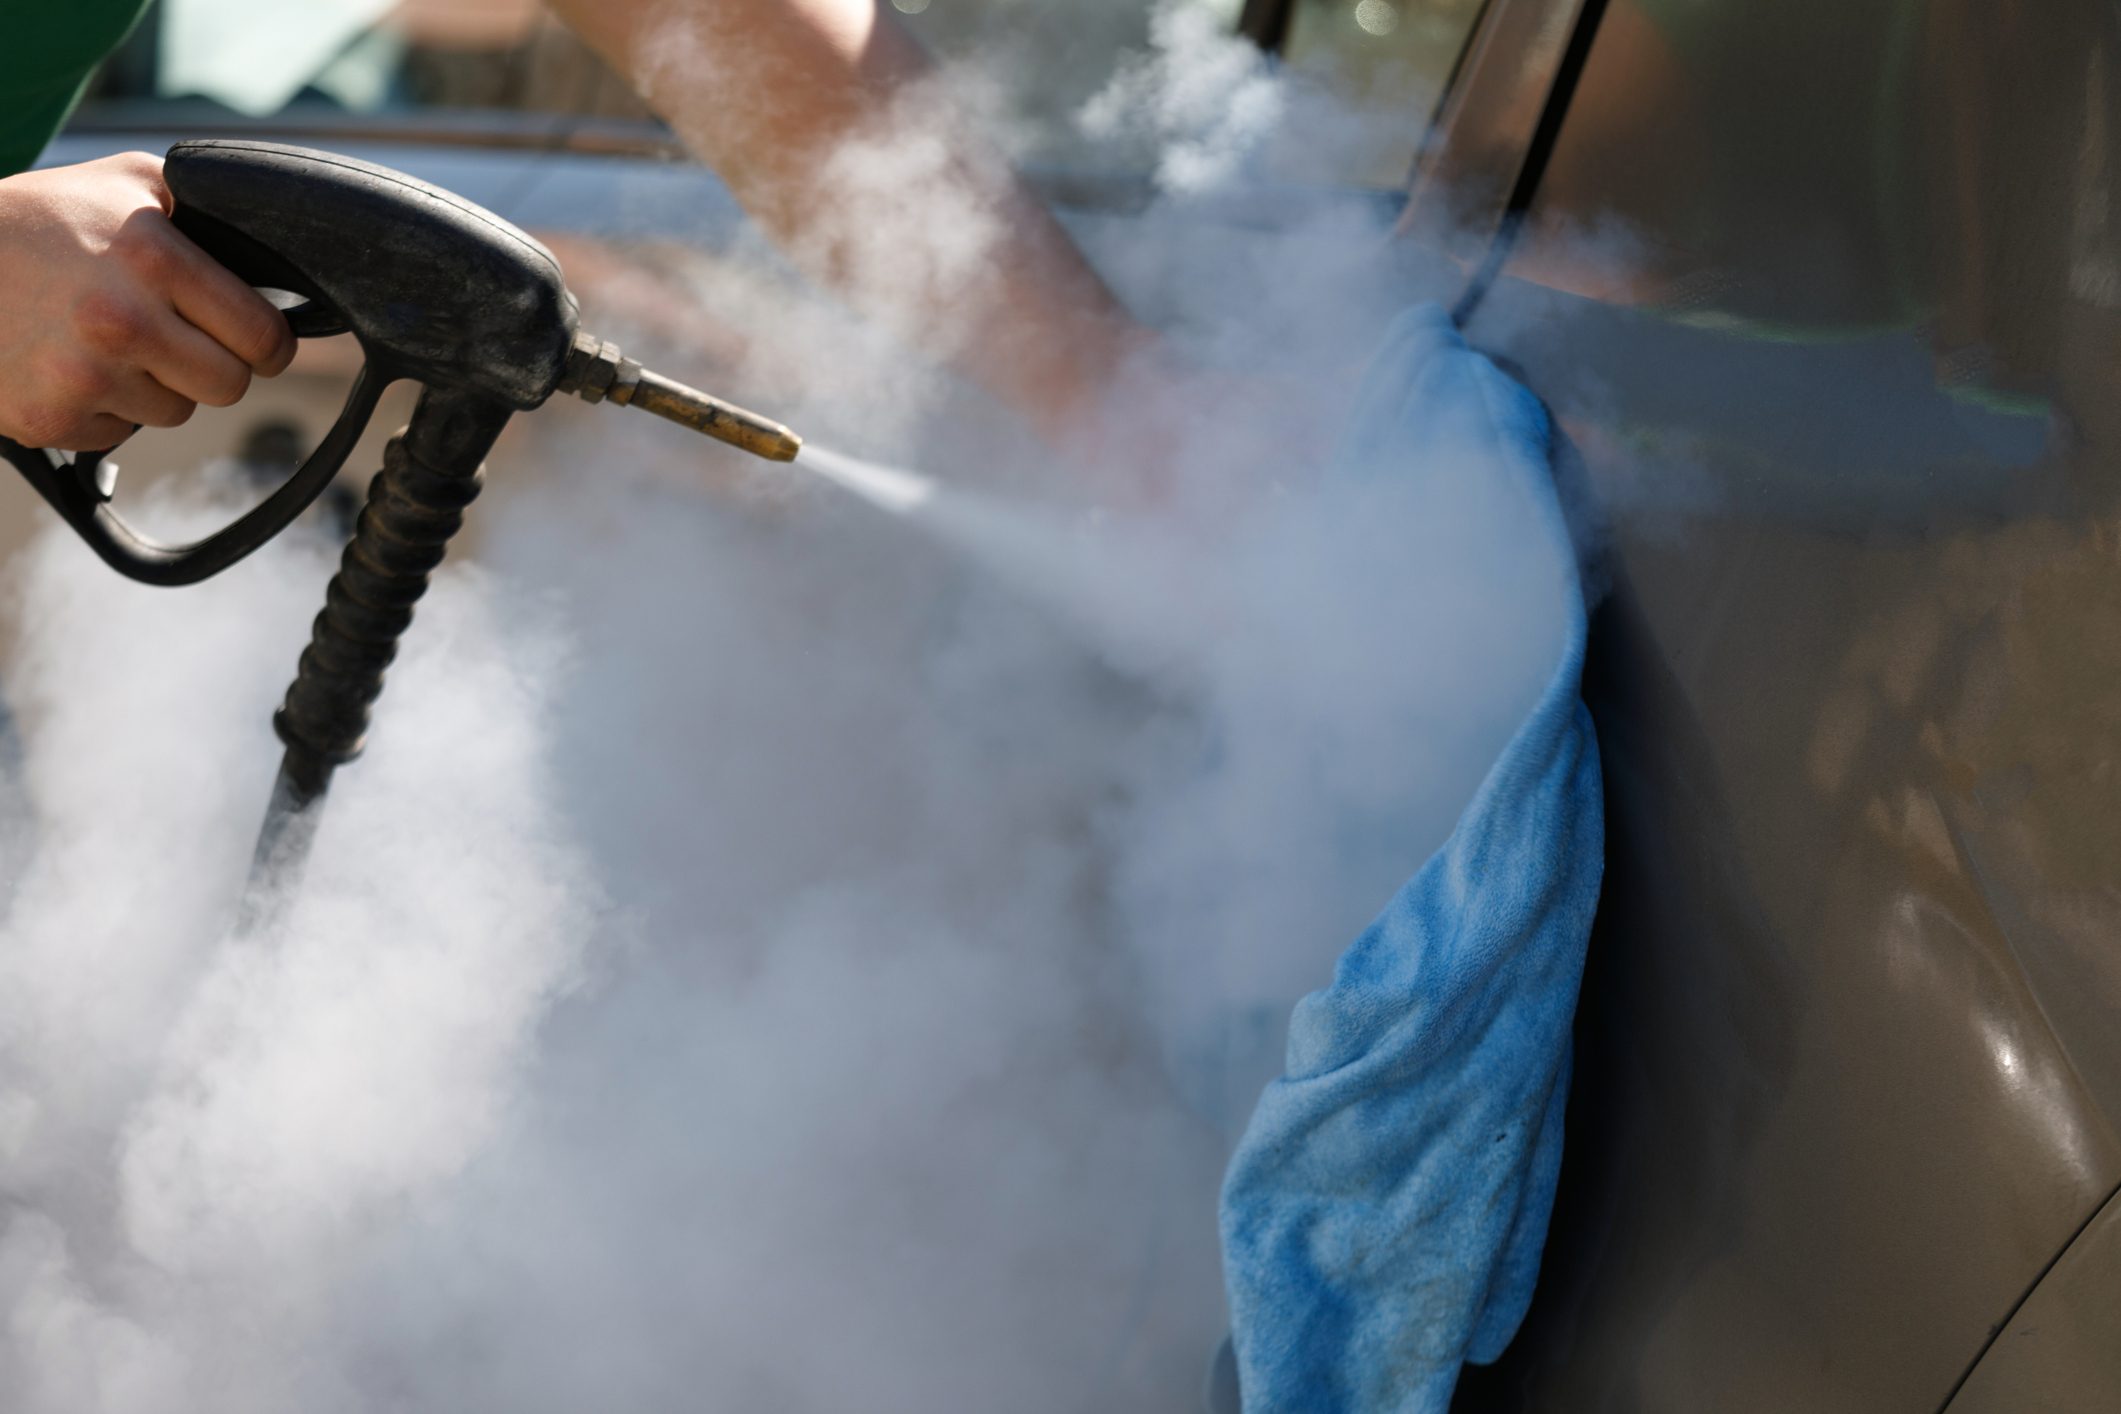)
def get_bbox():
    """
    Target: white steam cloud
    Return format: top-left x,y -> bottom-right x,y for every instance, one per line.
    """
0,474 -> 593,1411
0,8 -> 1590,1411
1078,1 -> 1285,194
